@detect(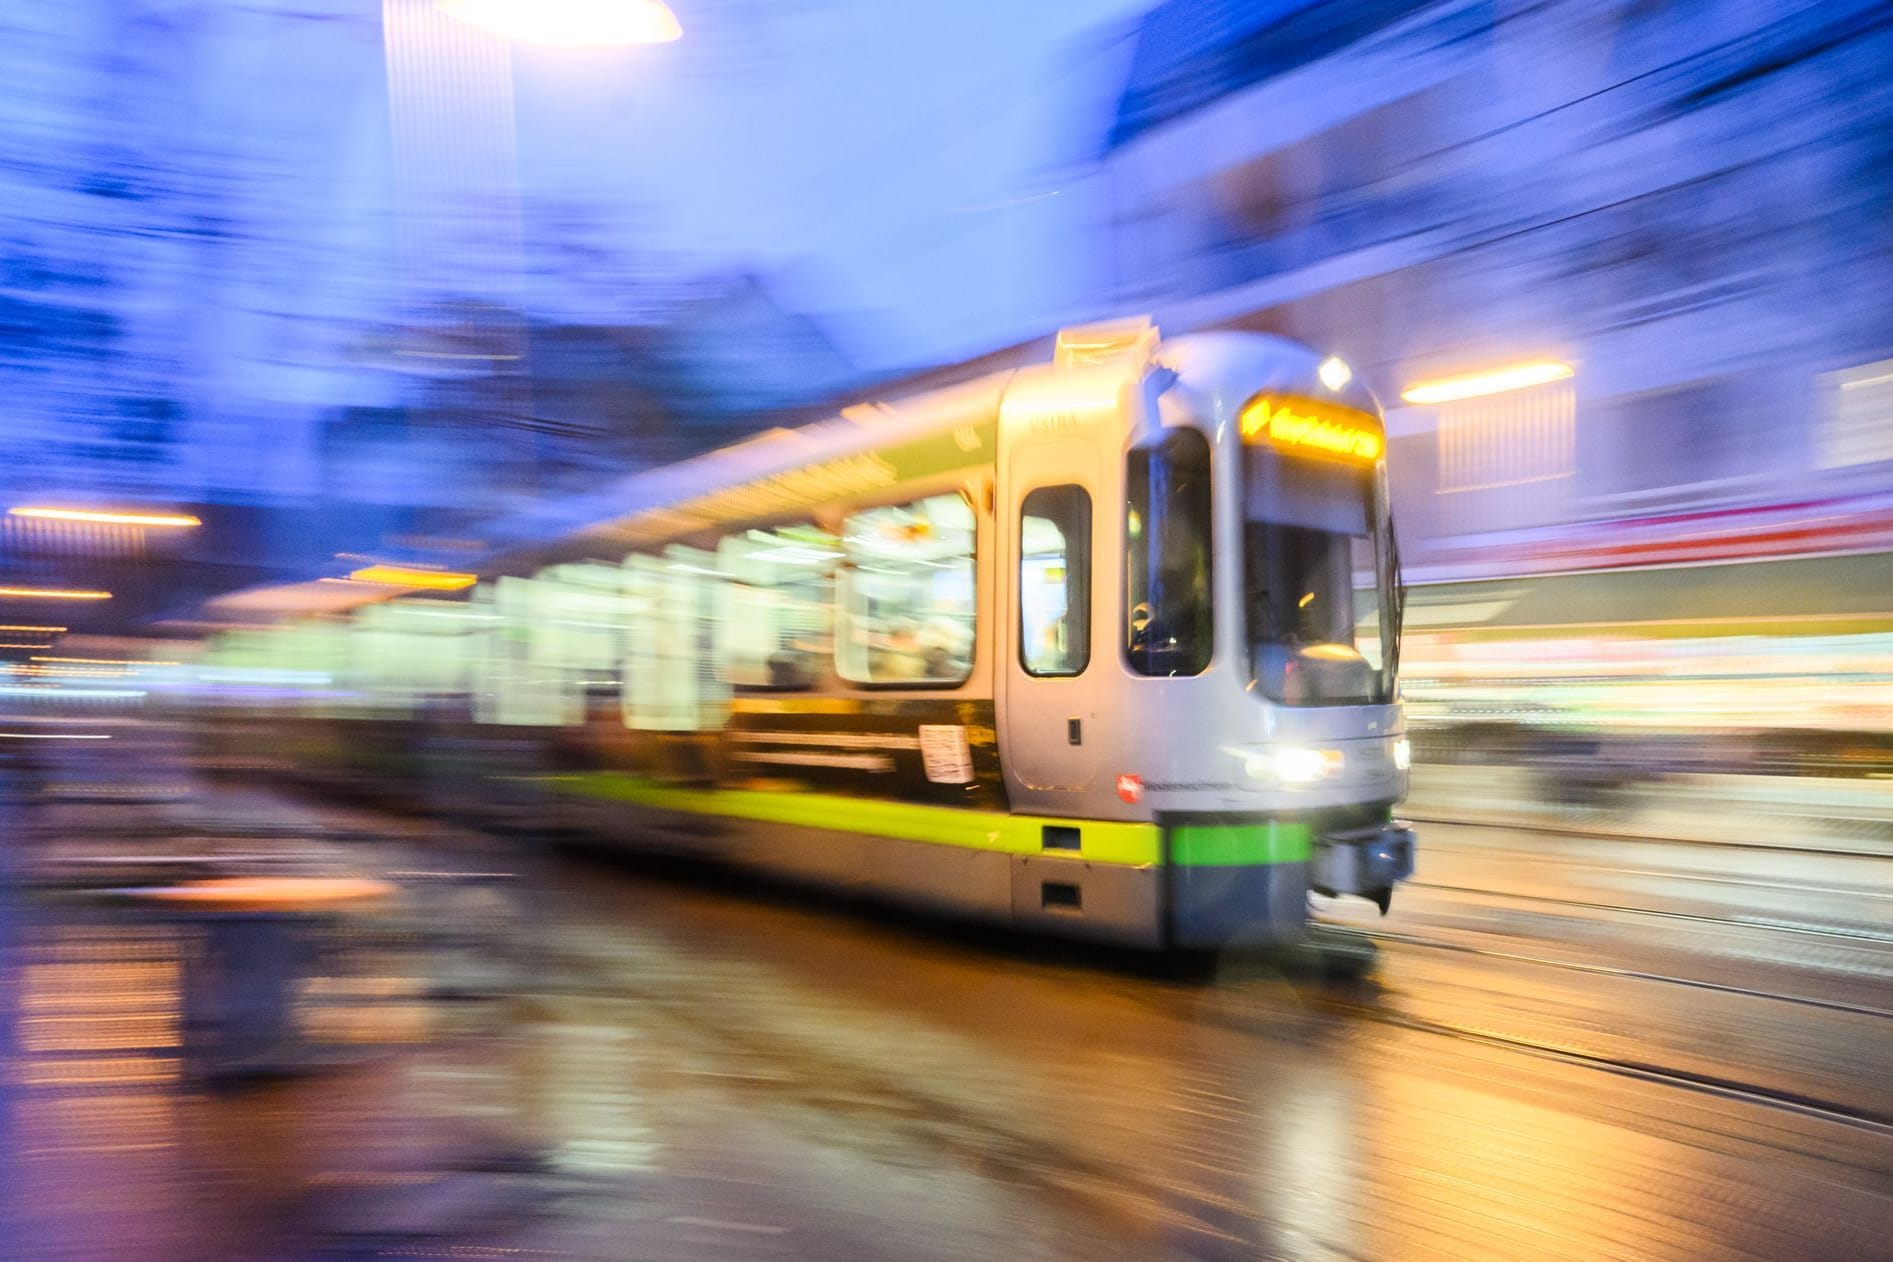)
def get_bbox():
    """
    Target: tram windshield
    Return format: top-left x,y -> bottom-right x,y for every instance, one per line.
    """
1243,448 -> 1397,706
